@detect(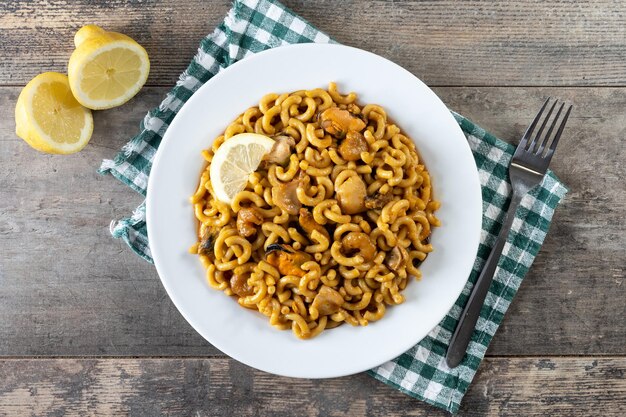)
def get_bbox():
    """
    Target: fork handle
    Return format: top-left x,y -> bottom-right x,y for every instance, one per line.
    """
445,192 -> 523,368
